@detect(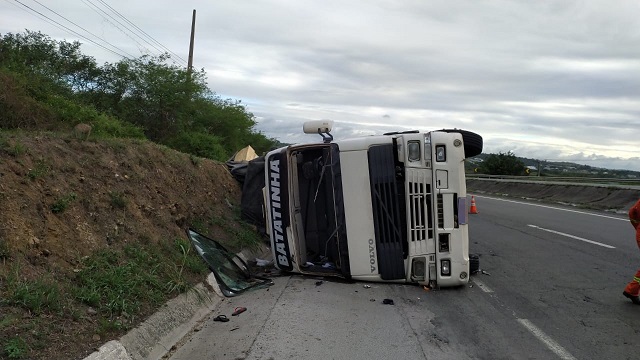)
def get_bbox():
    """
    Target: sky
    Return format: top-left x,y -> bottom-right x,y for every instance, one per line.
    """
1,0 -> 639,171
